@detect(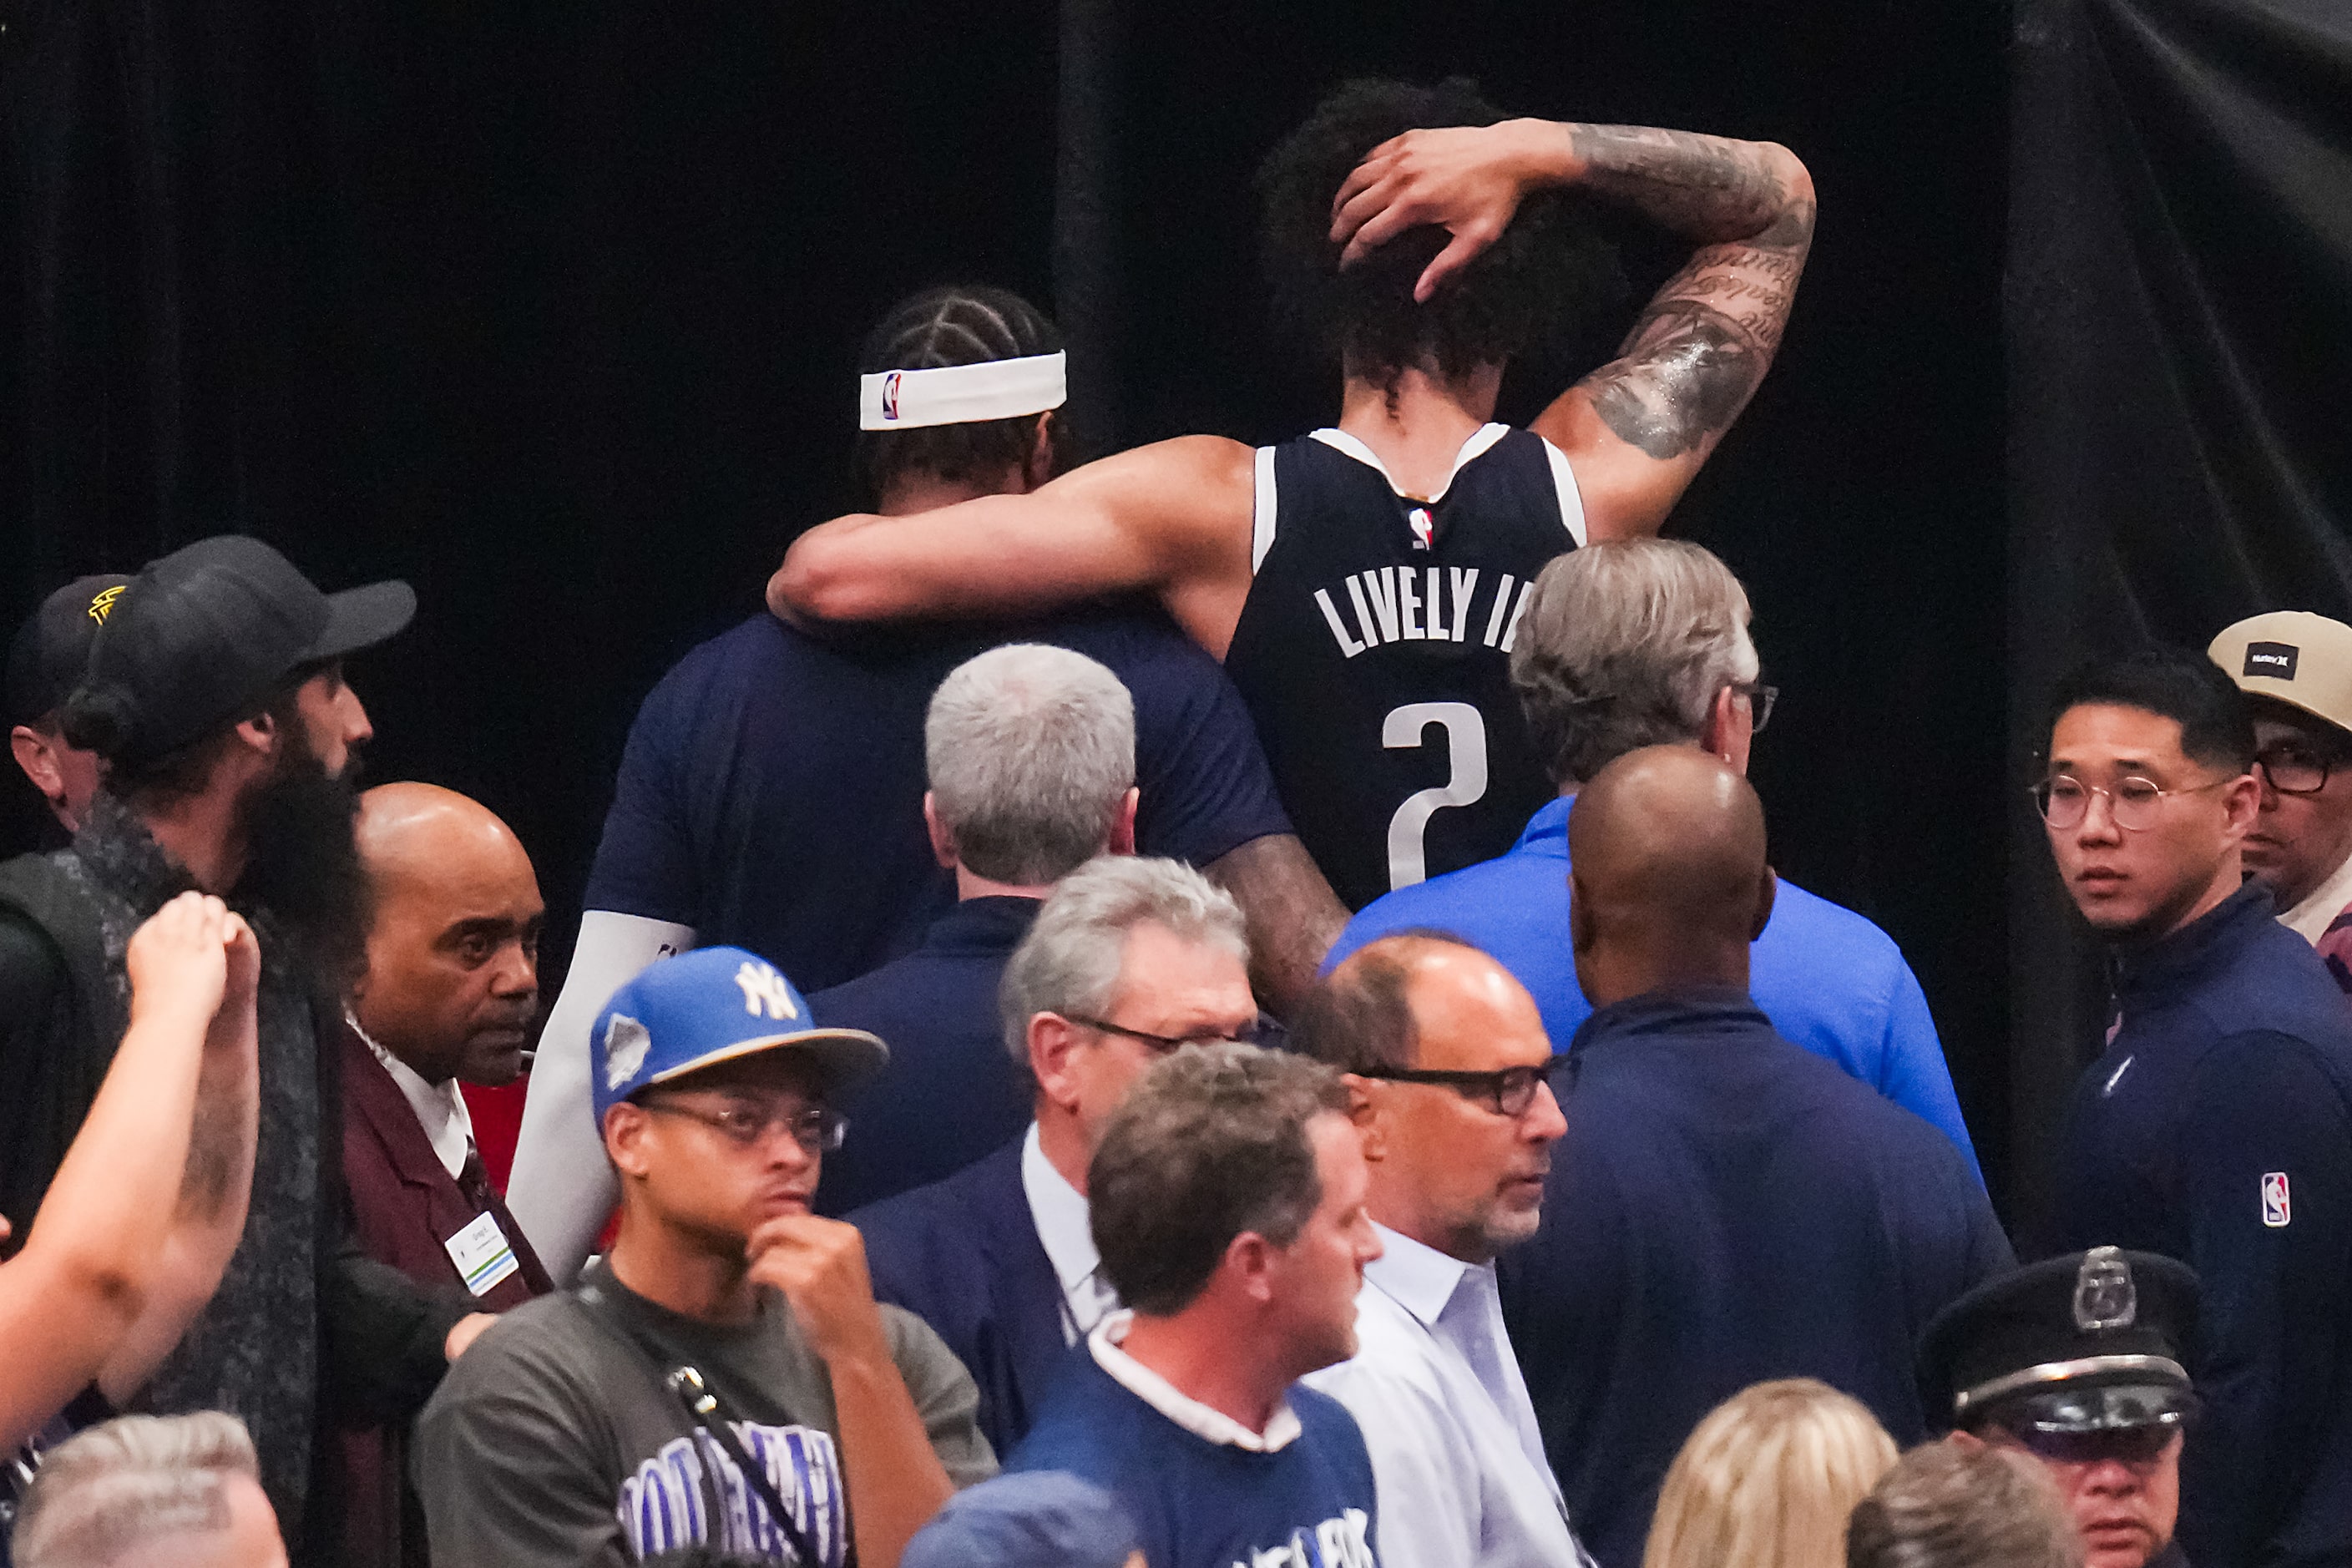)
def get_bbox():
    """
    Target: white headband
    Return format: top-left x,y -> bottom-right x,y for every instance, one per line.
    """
858,352 -> 1067,431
